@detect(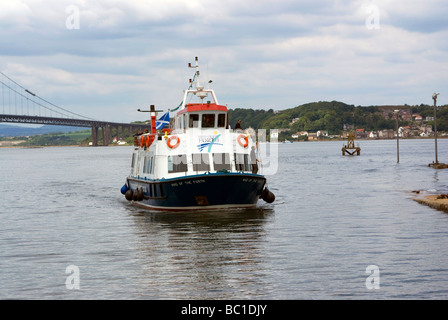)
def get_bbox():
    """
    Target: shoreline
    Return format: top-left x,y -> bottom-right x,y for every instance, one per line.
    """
1,135 -> 446,148
0,144 -> 130,149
